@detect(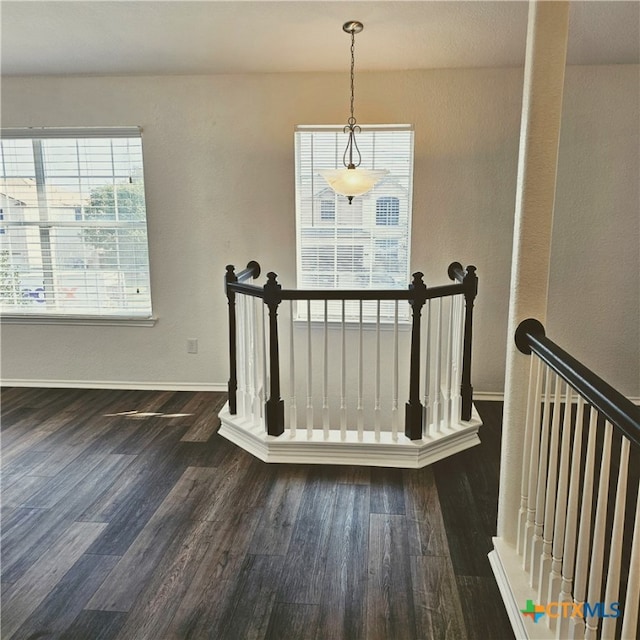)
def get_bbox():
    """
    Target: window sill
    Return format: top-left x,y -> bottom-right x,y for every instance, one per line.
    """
1,314 -> 157,327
